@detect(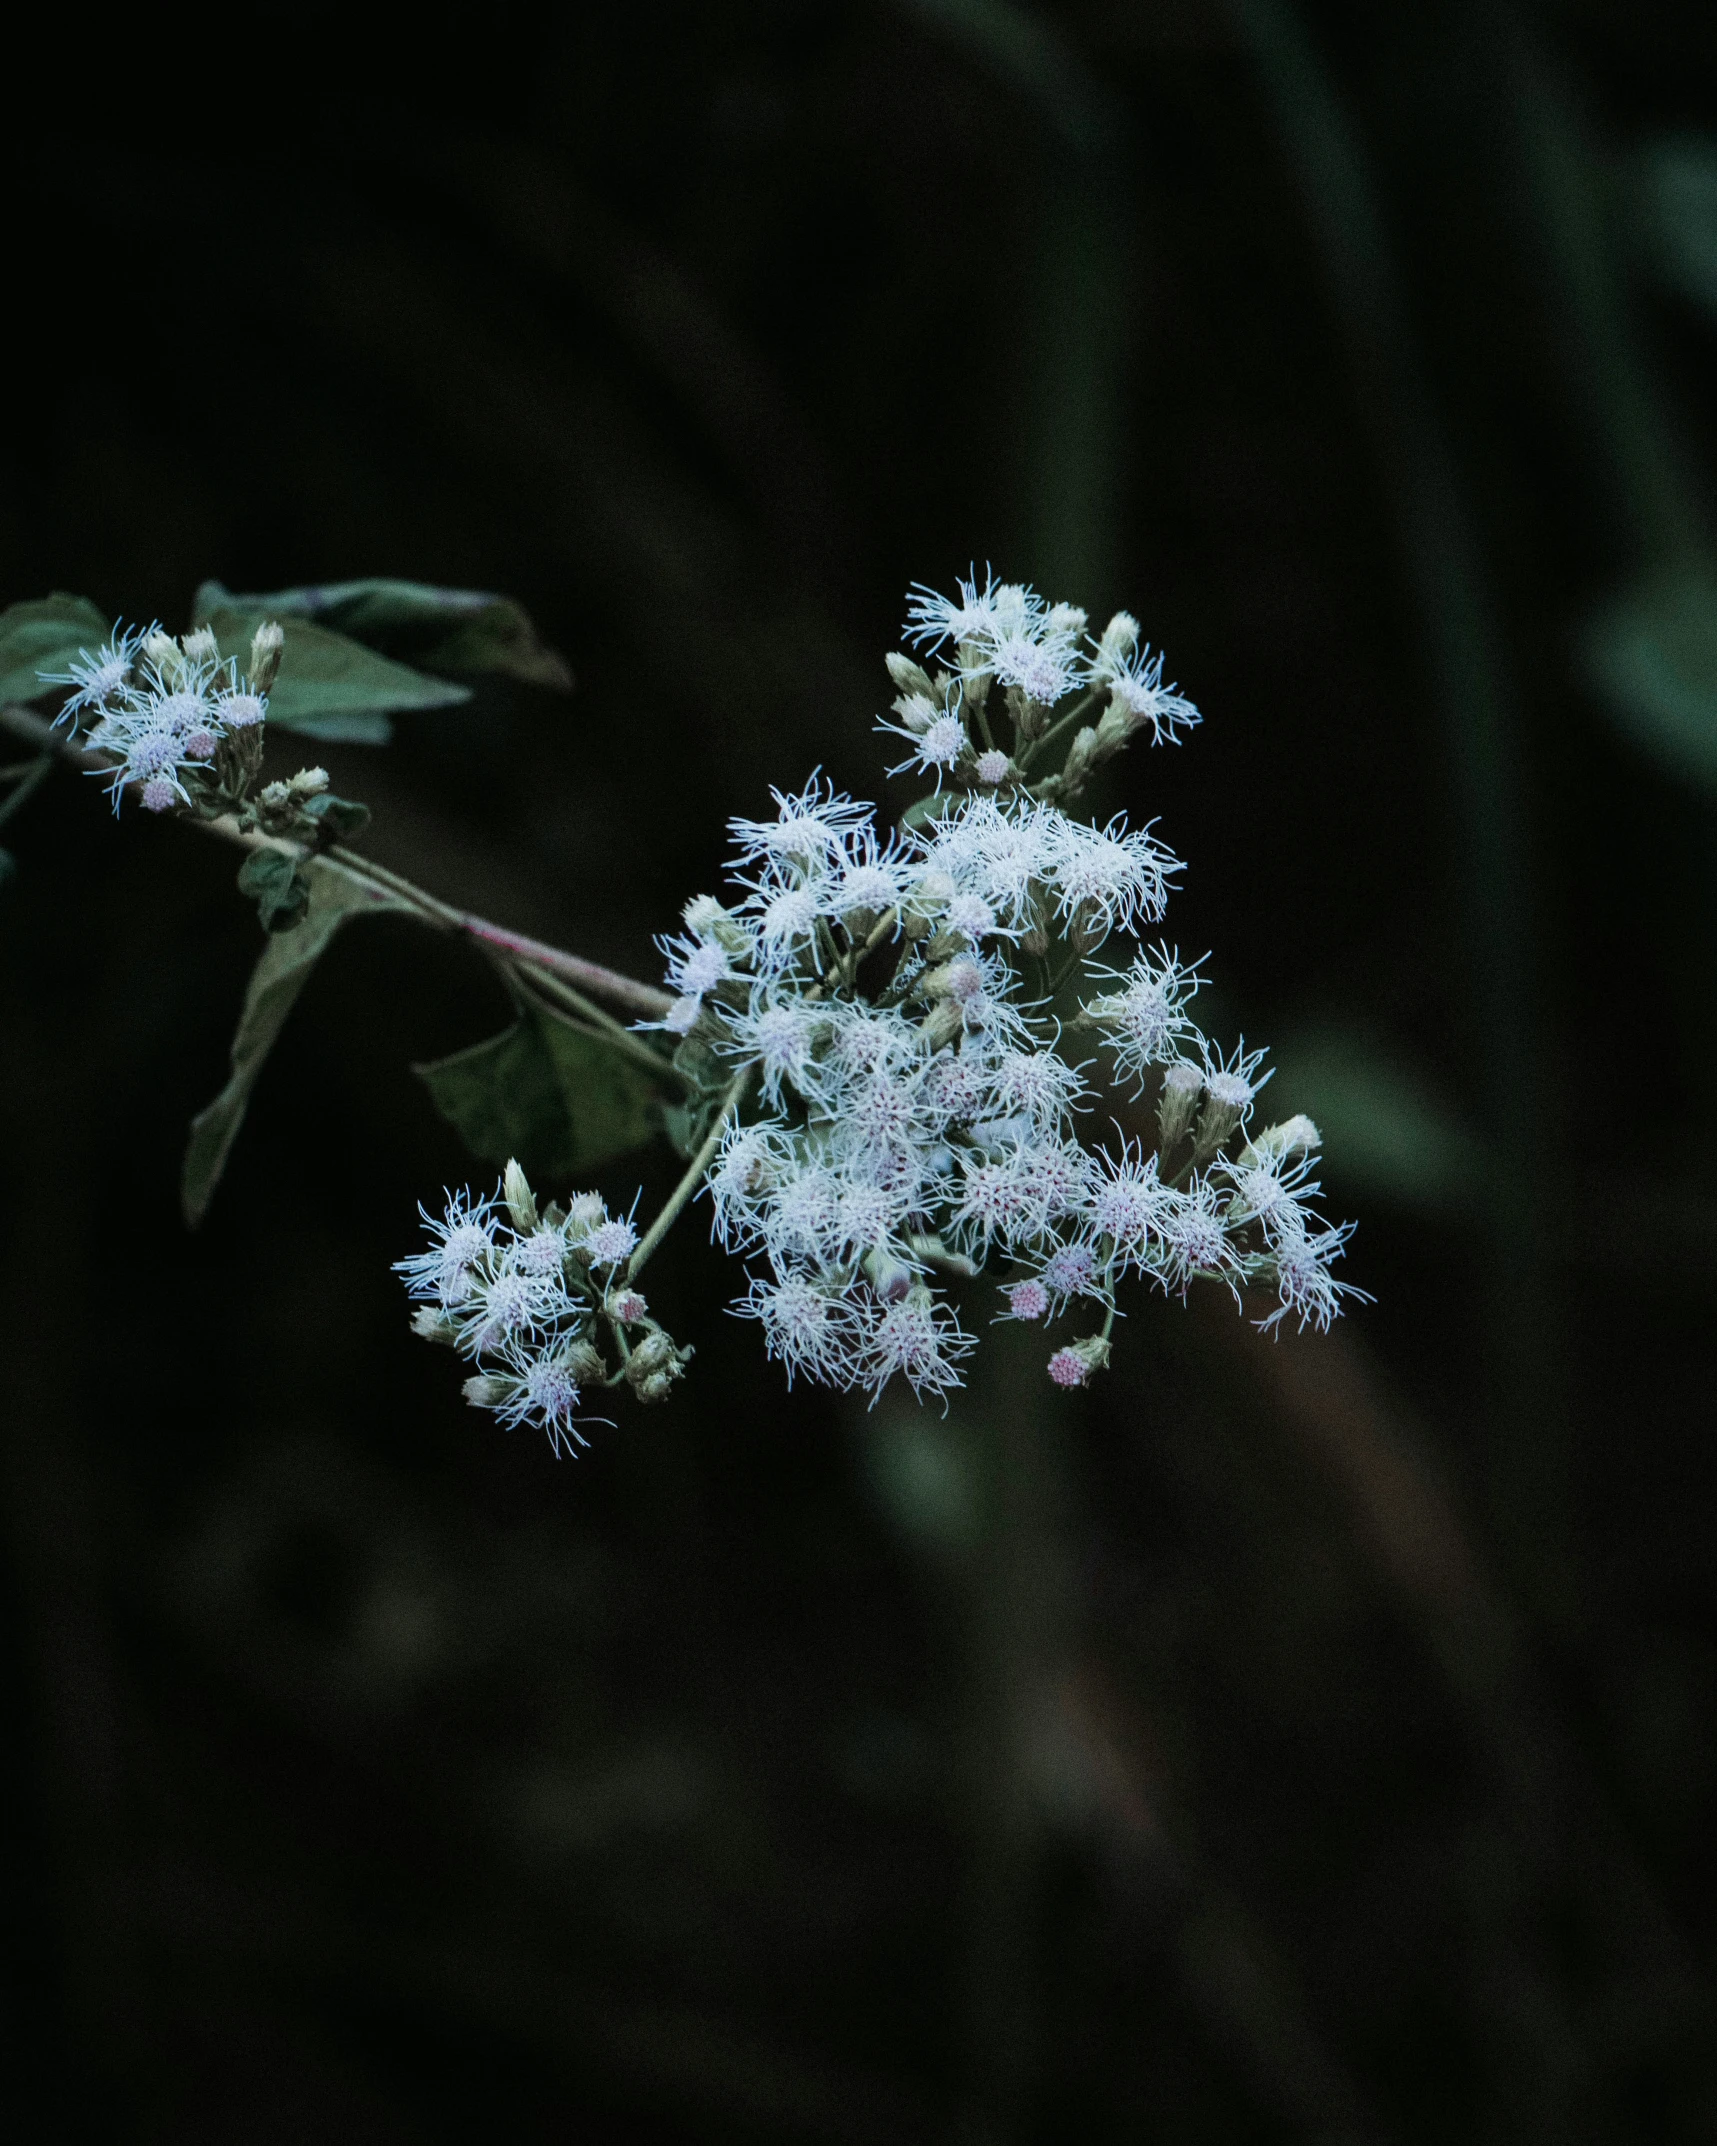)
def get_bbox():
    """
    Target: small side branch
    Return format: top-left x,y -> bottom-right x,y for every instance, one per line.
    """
626,1068 -> 751,1283
0,700 -> 671,1020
